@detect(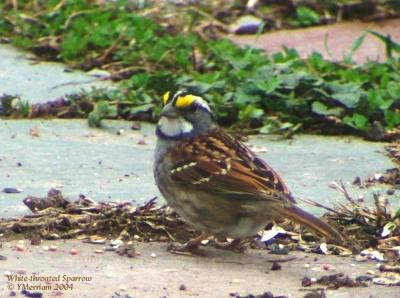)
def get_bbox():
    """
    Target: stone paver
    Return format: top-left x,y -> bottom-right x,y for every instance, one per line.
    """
232,18 -> 400,63
0,44 -> 112,104
0,239 -> 398,298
